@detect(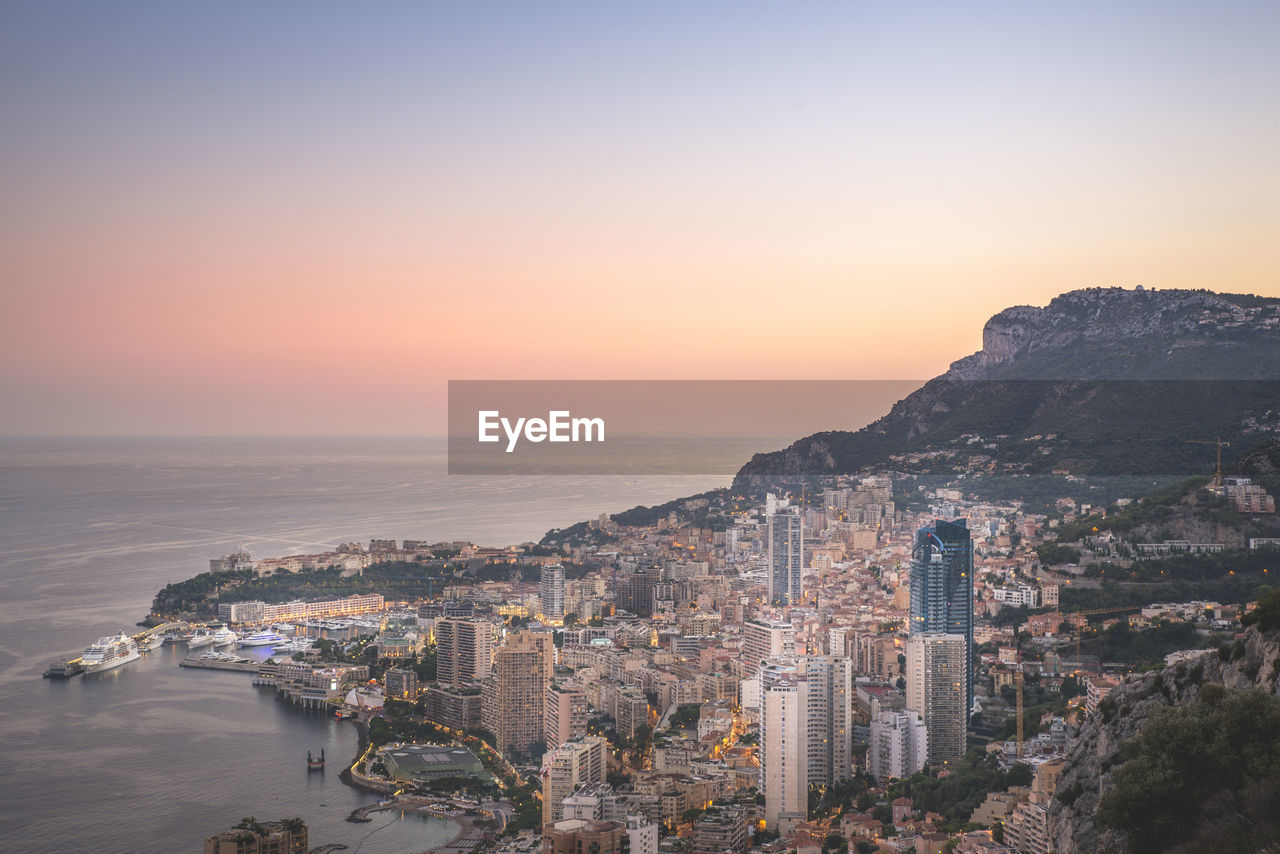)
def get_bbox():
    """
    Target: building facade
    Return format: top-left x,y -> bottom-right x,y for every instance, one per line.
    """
435,618 -> 493,688
905,633 -> 967,767
767,508 -> 803,605
909,519 -> 974,711
483,631 -> 551,758
868,709 -> 928,782
545,682 -> 589,748
540,563 -> 566,623
759,655 -> 852,827
541,735 -> 608,823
